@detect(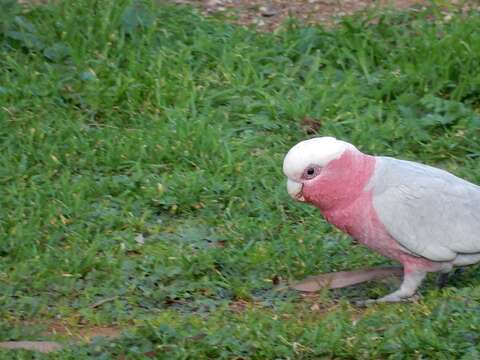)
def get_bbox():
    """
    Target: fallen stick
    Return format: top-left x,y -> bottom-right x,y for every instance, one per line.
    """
291,266 -> 403,292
